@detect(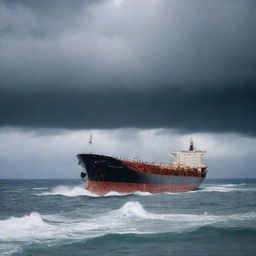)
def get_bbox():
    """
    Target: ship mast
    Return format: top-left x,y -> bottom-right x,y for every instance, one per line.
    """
88,132 -> 93,145
87,132 -> 94,154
